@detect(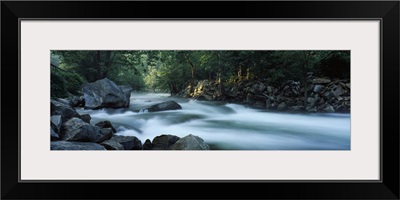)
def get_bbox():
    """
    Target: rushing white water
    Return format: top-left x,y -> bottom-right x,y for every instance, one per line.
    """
76,93 -> 350,150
